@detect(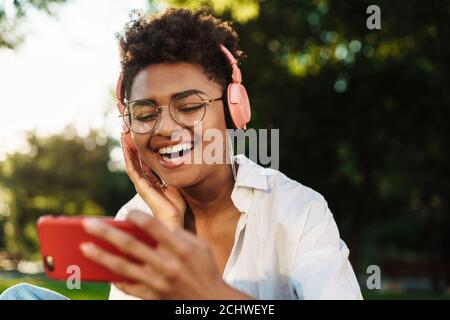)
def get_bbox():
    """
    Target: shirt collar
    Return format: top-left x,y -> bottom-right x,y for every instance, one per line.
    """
230,154 -> 270,215
233,154 -> 269,191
